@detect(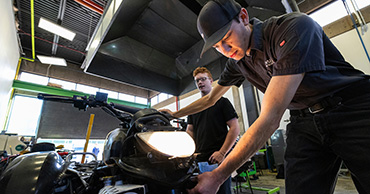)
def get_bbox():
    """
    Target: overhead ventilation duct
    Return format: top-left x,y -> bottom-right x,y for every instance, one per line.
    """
74,0 -> 104,15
